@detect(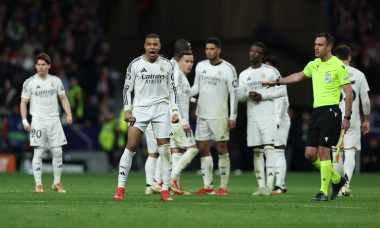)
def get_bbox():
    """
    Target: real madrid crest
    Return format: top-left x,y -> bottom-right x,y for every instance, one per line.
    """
51,82 -> 54,87
160,66 -> 164,72
261,73 -> 266,78
218,70 -> 222,75
324,74 -> 331,83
